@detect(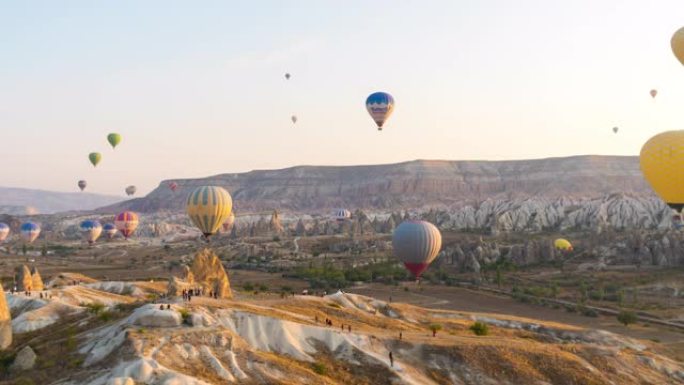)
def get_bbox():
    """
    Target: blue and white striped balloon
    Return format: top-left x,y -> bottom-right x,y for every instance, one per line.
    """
20,222 -> 41,243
